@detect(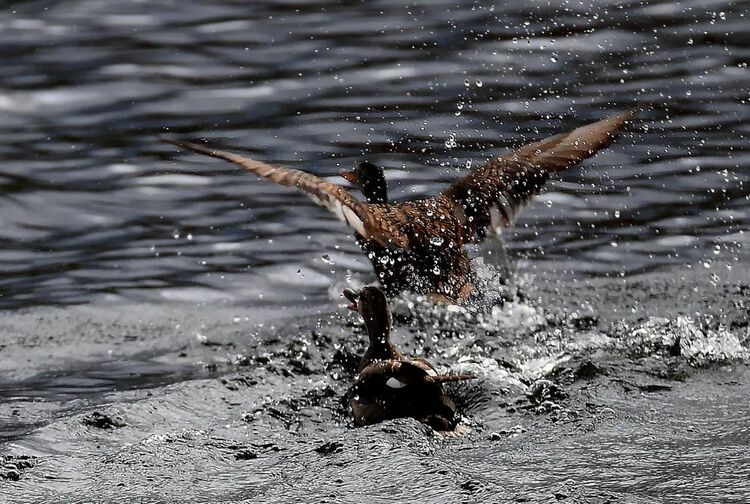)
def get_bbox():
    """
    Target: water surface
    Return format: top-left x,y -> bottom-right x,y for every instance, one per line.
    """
0,0 -> 747,310
1,1 -> 749,502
